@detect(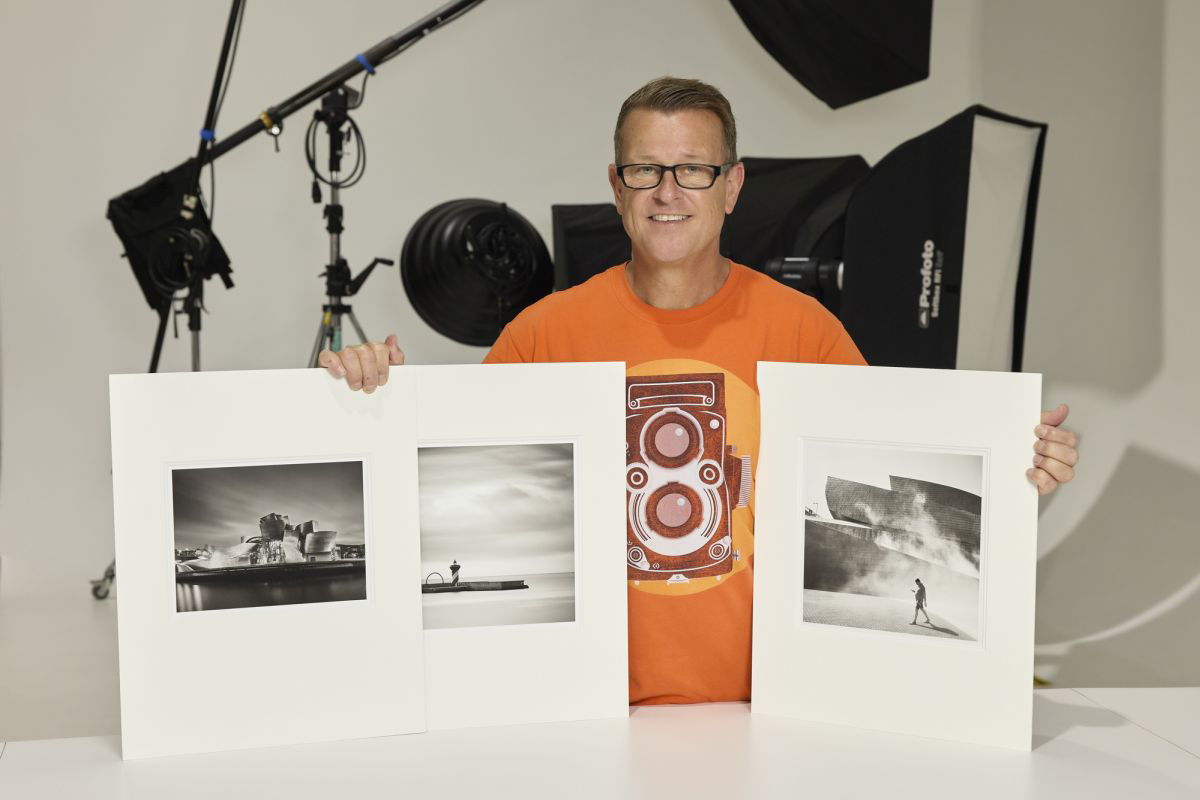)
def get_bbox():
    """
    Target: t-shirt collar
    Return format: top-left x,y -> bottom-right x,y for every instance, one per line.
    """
610,259 -> 742,325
